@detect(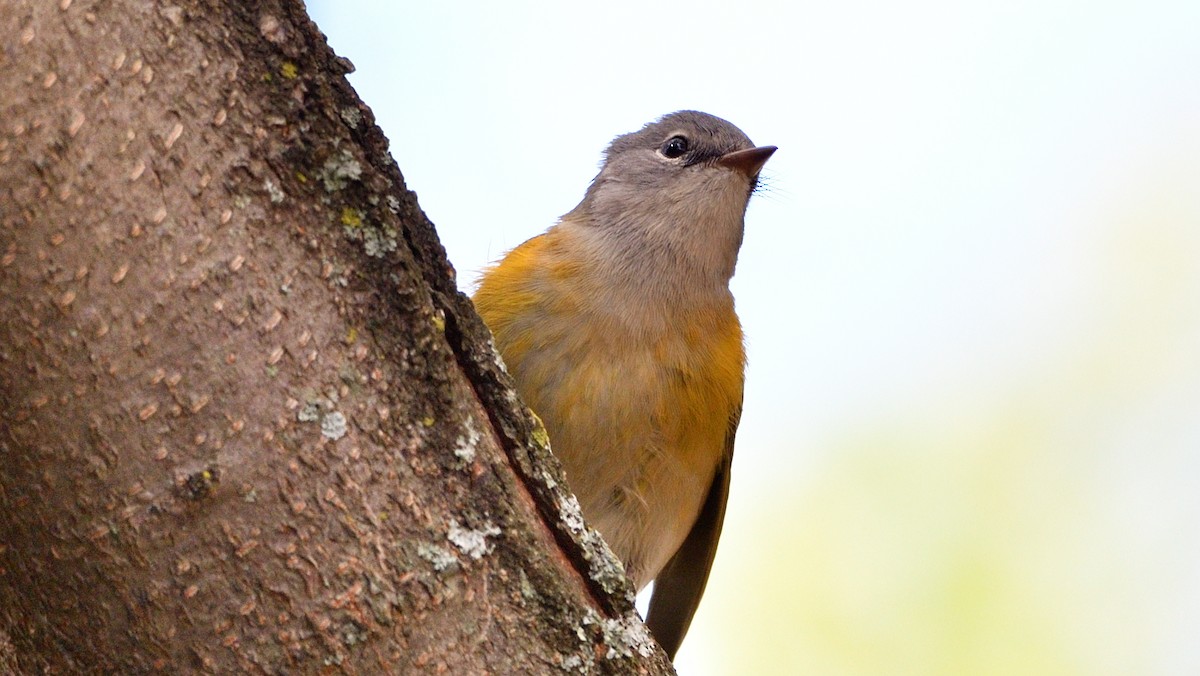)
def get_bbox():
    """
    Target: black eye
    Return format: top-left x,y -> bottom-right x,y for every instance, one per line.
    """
661,135 -> 689,159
